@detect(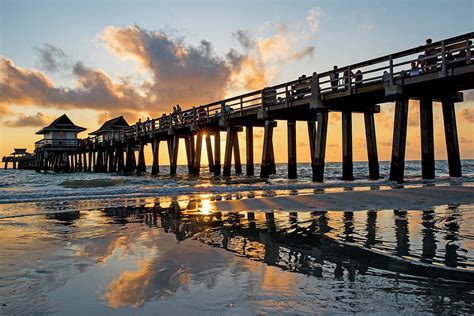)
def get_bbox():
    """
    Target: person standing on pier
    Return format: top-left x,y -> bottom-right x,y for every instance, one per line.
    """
330,65 -> 339,92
